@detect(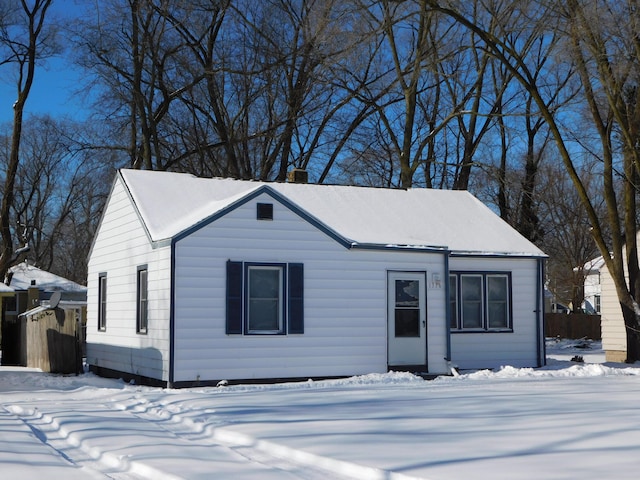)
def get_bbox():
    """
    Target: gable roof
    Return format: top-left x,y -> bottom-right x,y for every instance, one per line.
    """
118,169 -> 545,257
582,255 -> 606,273
7,262 -> 87,292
